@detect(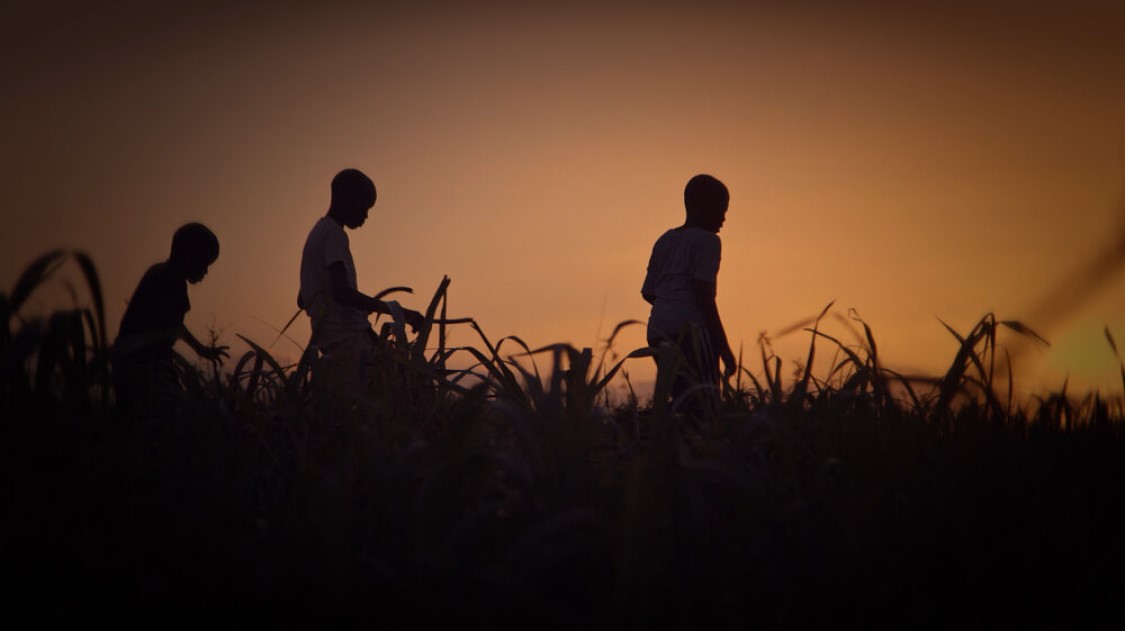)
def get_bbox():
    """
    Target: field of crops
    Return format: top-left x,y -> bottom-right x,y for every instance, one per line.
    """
3,251 -> 1124,628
